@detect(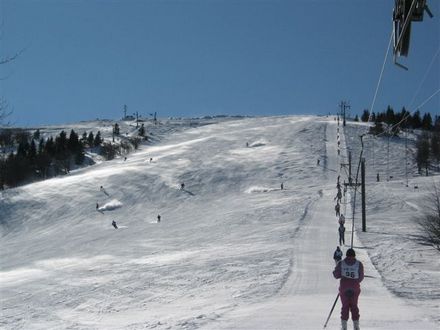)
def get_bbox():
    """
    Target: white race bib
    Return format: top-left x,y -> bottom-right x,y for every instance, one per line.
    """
341,260 -> 359,279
